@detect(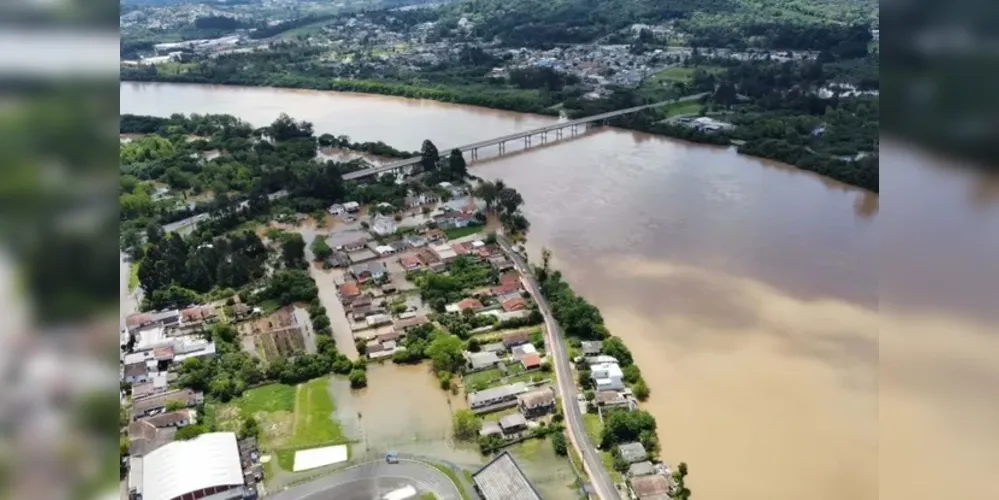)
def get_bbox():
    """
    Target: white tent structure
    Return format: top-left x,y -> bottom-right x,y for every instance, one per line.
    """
141,432 -> 244,500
